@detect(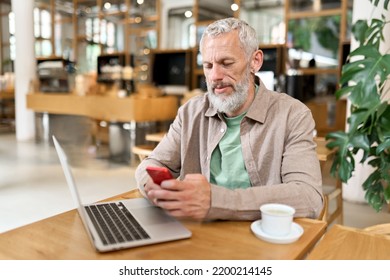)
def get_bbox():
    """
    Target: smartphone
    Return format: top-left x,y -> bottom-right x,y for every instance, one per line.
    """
146,166 -> 173,185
